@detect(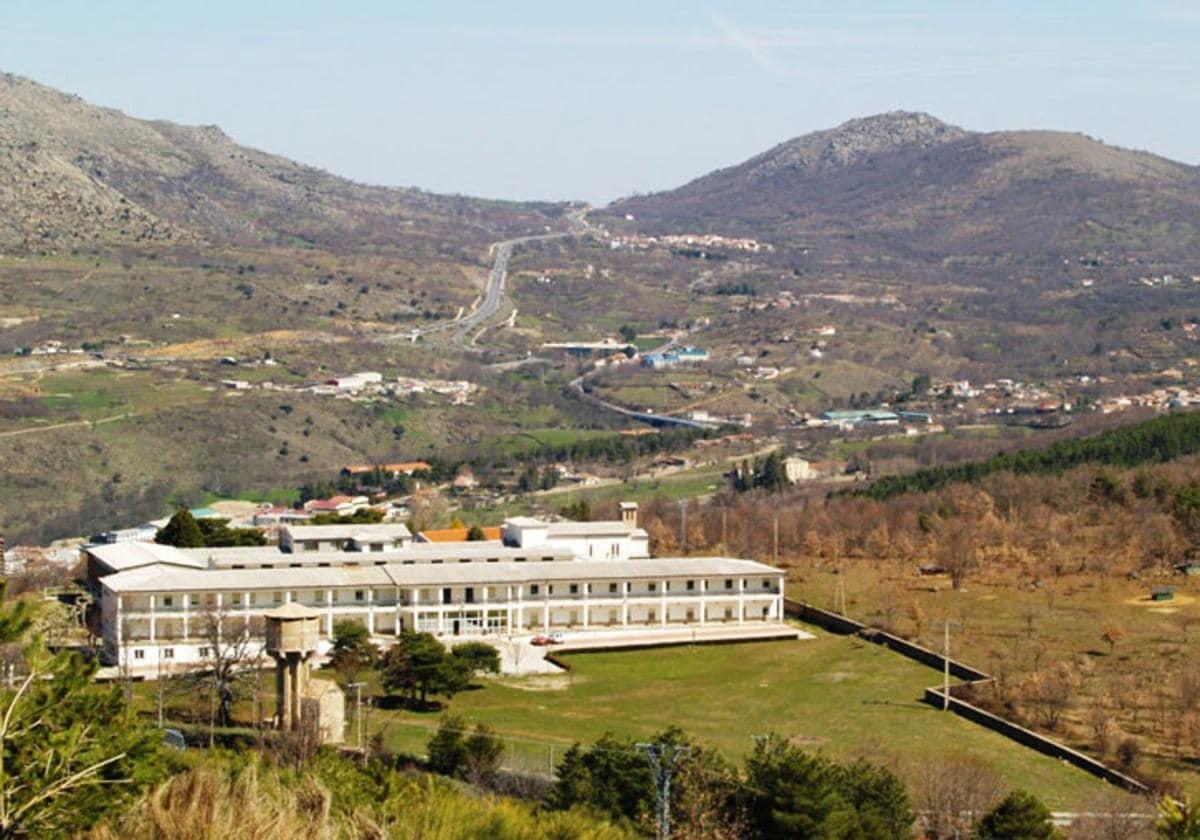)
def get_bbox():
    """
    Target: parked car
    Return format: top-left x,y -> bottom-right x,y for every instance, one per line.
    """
530,634 -> 551,646
548,631 -> 566,645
